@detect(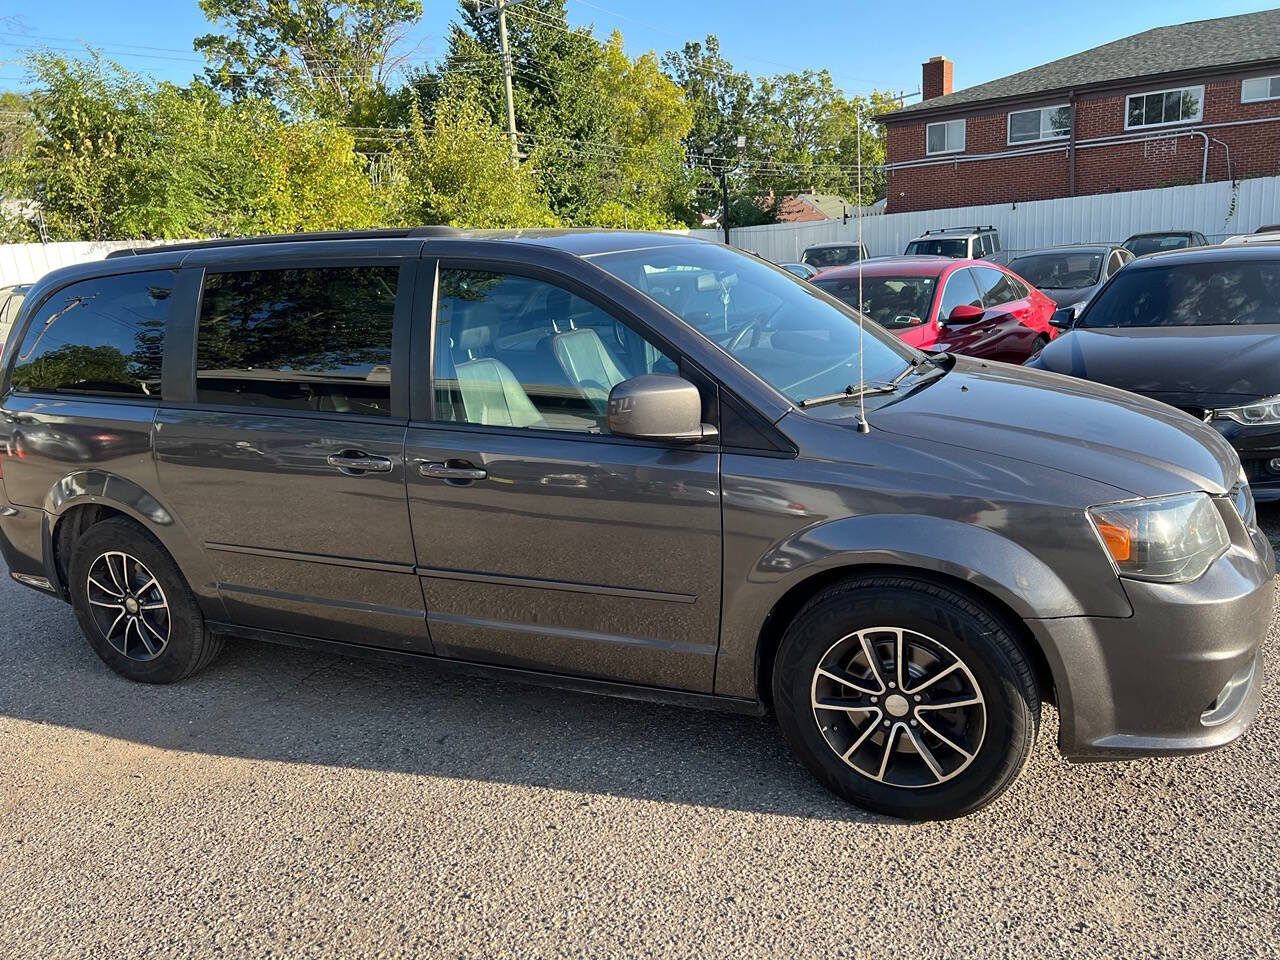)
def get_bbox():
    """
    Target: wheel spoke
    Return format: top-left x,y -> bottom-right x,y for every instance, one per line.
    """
813,695 -> 877,714
136,577 -> 158,597
905,724 -> 945,782
134,618 -> 157,656
903,660 -> 961,696
107,609 -> 127,653
816,665 -> 879,696
858,633 -> 890,692
88,575 -> 124,600
140,601 -> 166,611
875,723 -> 901,781
893,628 -> 906,690
918,693 -> 982,711
916,715 -> 974,760
139,615 -> 167,646
88,598 -> 125,610
841,711 -> 883,762
105,554 -> 126,594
